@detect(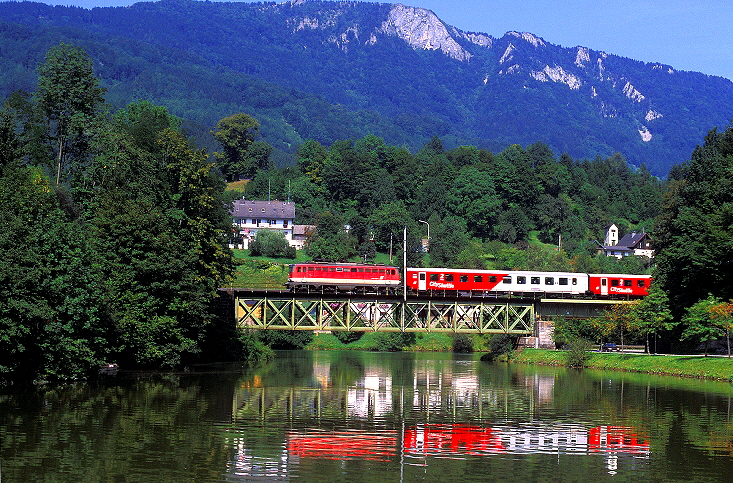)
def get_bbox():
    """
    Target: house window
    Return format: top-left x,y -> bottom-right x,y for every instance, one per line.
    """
545,277 -> 554,285
517,276 -> 526,284
531,277 -> 540,285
